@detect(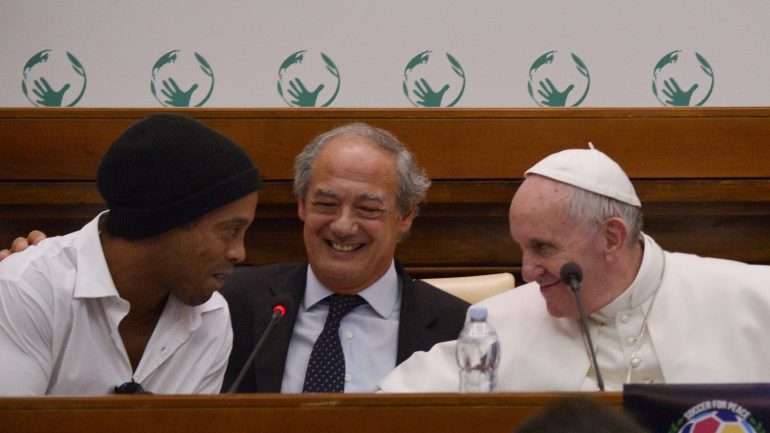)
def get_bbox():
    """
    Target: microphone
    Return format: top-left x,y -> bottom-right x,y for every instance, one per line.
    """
560,261 -> 605,391
560,262 -> 582,293
226,300 -> 289,393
